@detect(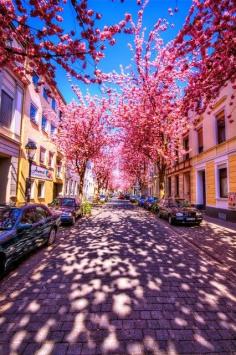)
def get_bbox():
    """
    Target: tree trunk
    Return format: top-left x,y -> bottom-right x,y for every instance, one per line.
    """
159,169 -> 165,199
158,162 -> 166,199
78,170 -> 86,200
